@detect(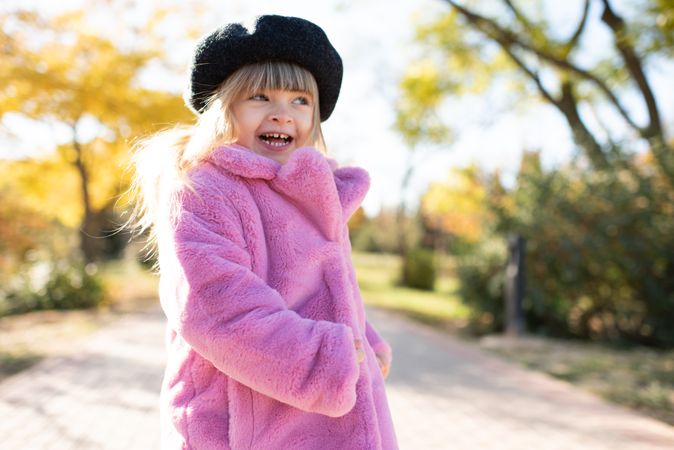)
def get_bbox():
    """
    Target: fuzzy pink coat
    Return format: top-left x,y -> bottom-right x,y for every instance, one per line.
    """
157,144 -> 398,449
